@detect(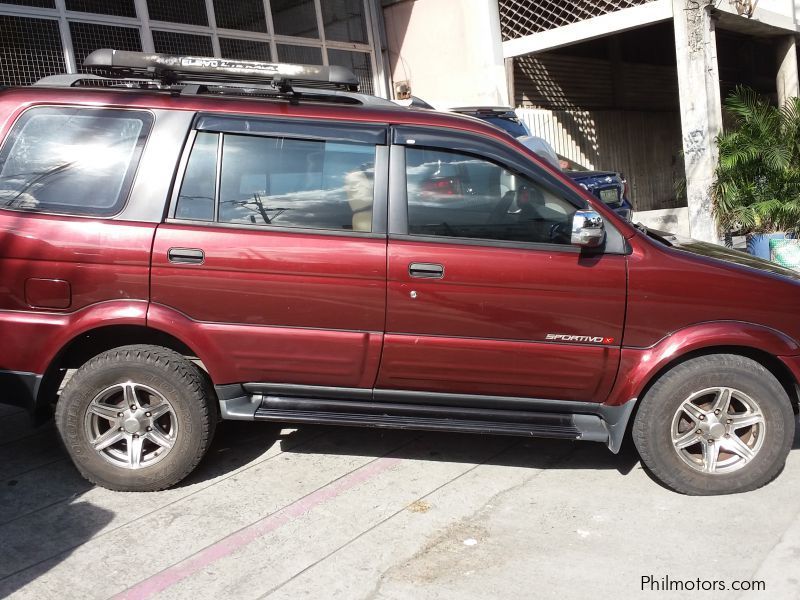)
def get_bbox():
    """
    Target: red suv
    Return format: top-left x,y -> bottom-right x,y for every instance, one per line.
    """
0,50 -> 797,495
